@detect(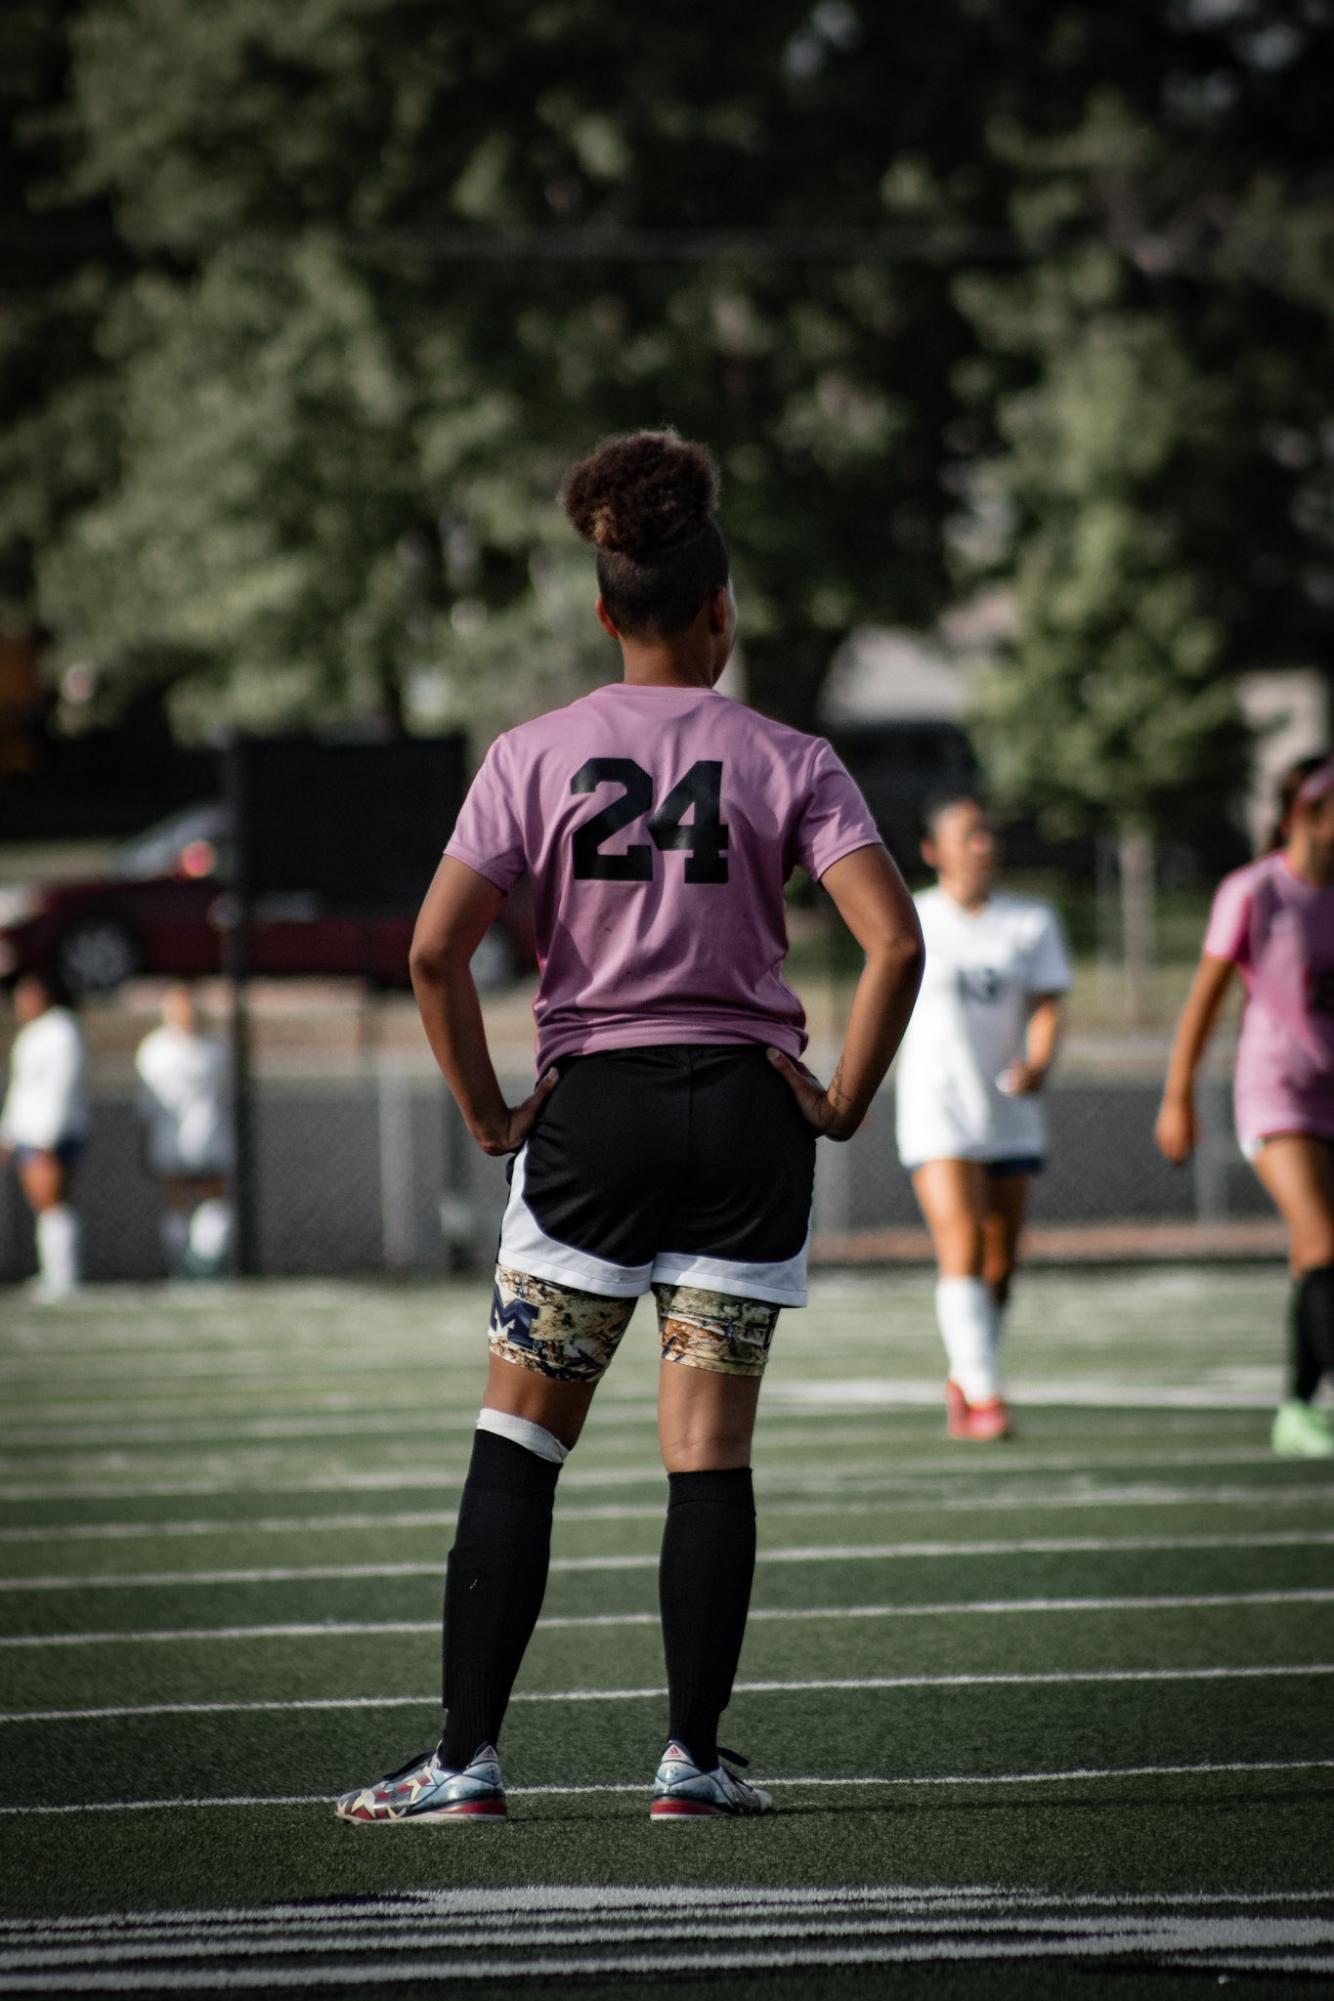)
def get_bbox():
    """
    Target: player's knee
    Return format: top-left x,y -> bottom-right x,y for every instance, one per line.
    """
985,1263 -> 1015,1308
660,1425 -> 753,1475
1293,1238 -> 1334,1278
939,1226 -> 985,1278
475,1407 -> 570,1466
